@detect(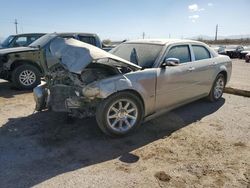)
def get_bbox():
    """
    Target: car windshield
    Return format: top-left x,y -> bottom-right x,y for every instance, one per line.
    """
29,33 -> 57,48
1,35 -> 15,47
110,43 -> 163,68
